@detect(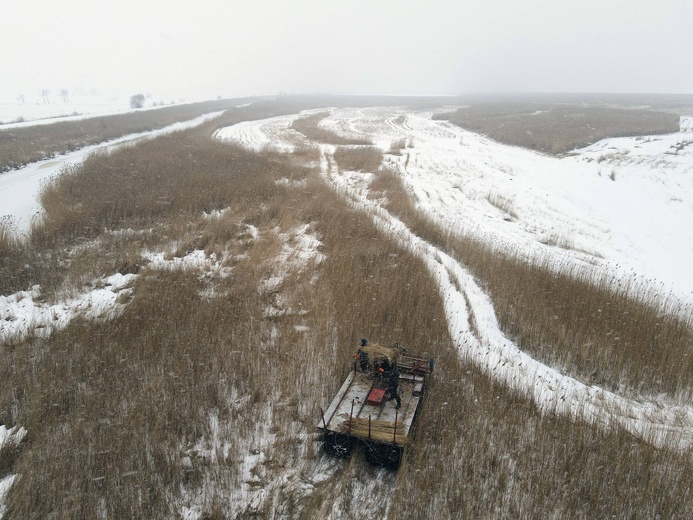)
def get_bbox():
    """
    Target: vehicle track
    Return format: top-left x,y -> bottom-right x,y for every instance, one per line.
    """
216,109 -> 693,452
